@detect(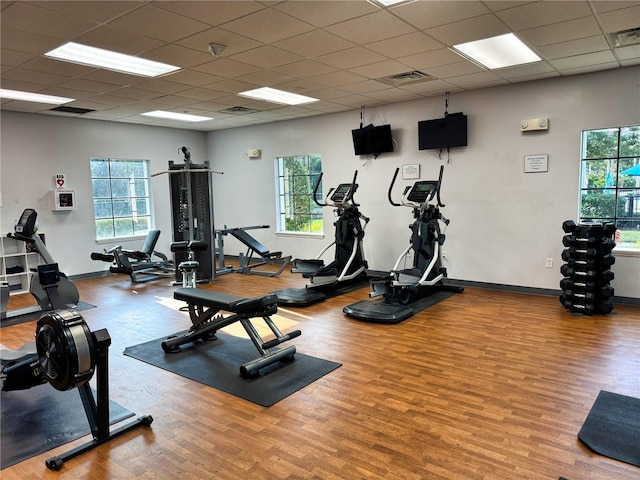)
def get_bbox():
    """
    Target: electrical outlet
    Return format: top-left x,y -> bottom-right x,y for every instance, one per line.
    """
545,258 -> 553,268
442,250 -> 447,259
